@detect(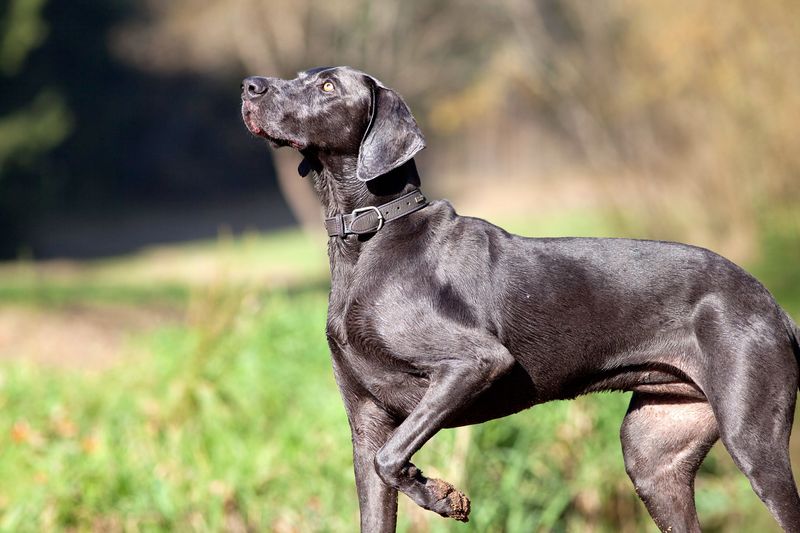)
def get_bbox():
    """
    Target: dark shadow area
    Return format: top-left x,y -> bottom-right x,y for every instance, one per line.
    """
27,192 -> 295,259
0,0 -> 290,259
